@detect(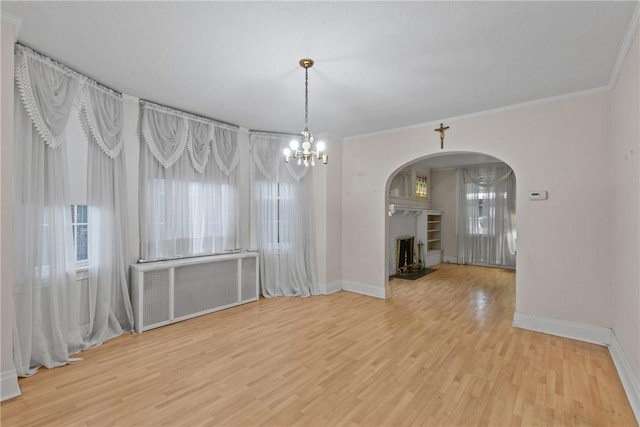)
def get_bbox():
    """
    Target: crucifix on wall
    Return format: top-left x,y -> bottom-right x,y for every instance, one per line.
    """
434,123 -> 449,149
